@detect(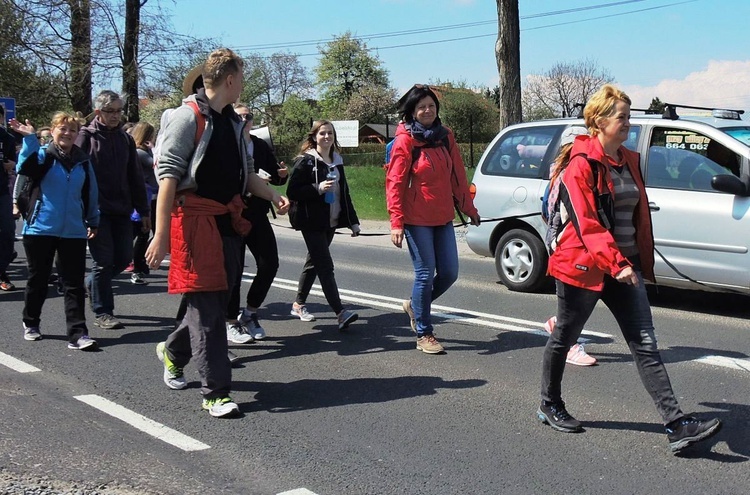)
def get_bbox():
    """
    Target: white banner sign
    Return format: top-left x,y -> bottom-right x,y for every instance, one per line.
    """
331,120 -> 359,147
